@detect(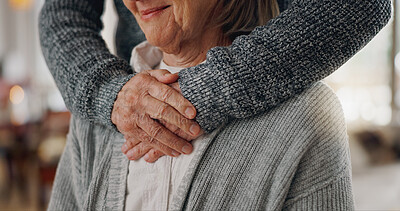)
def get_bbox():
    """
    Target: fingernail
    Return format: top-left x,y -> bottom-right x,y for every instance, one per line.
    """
171,151 -> 180,157
185,107 -> 195,118
182,145 -> 192,154
144,154 -> 150,160
190,124 -> 200,135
